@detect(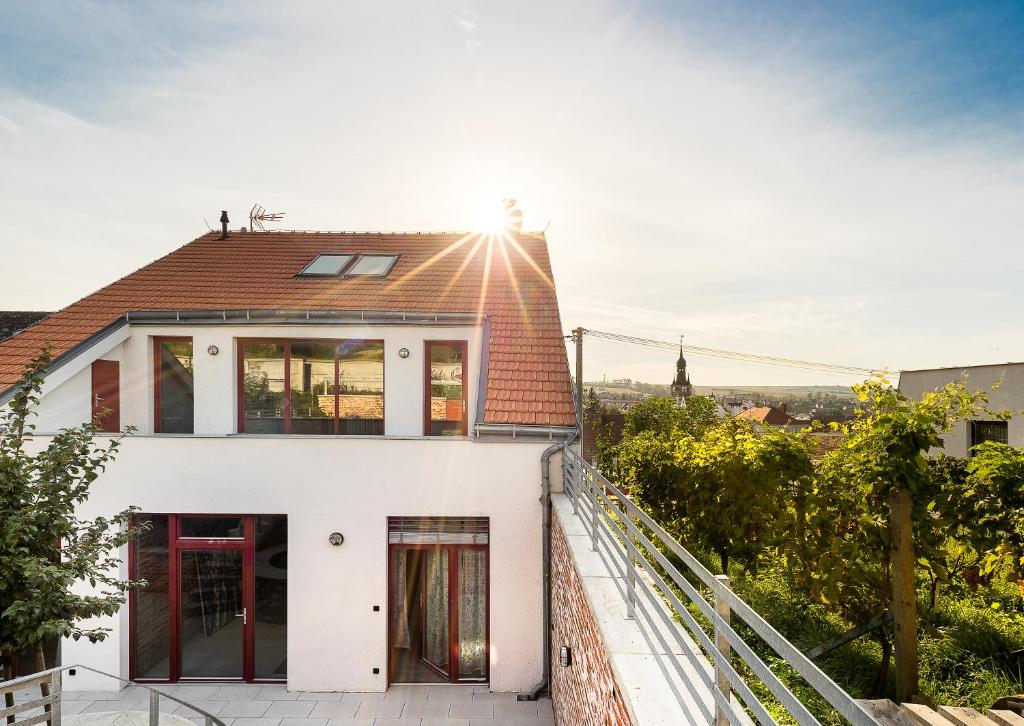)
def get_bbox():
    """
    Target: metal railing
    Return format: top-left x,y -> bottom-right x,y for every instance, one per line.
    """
562,446 -> 881,726
0,665 -> 228,726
